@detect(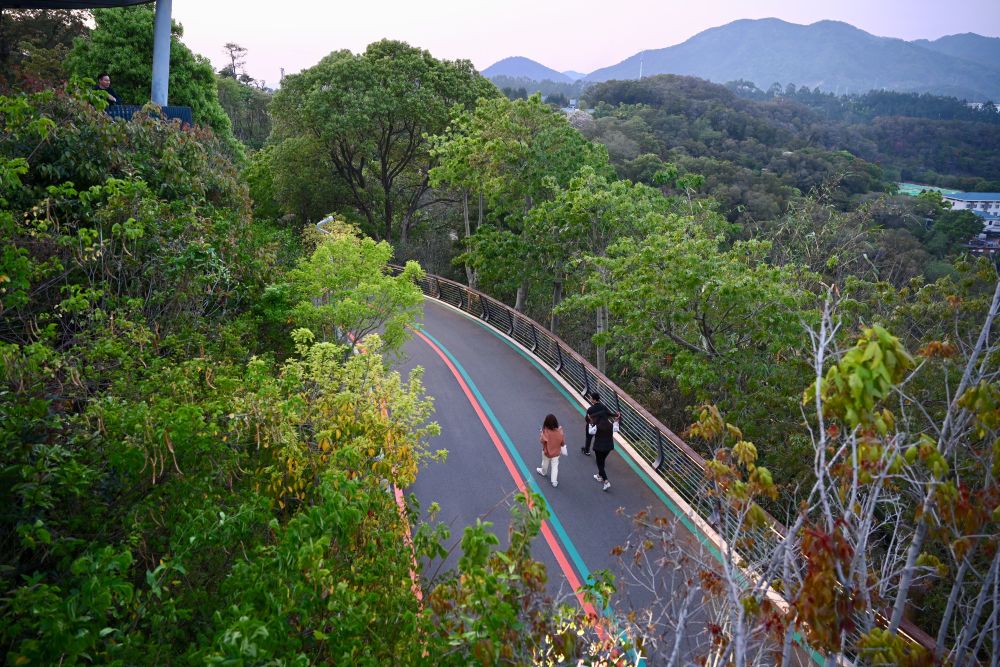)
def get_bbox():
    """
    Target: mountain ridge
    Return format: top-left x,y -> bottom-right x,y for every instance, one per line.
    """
481,56 -> 571,83
483,19 -> 1000,101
